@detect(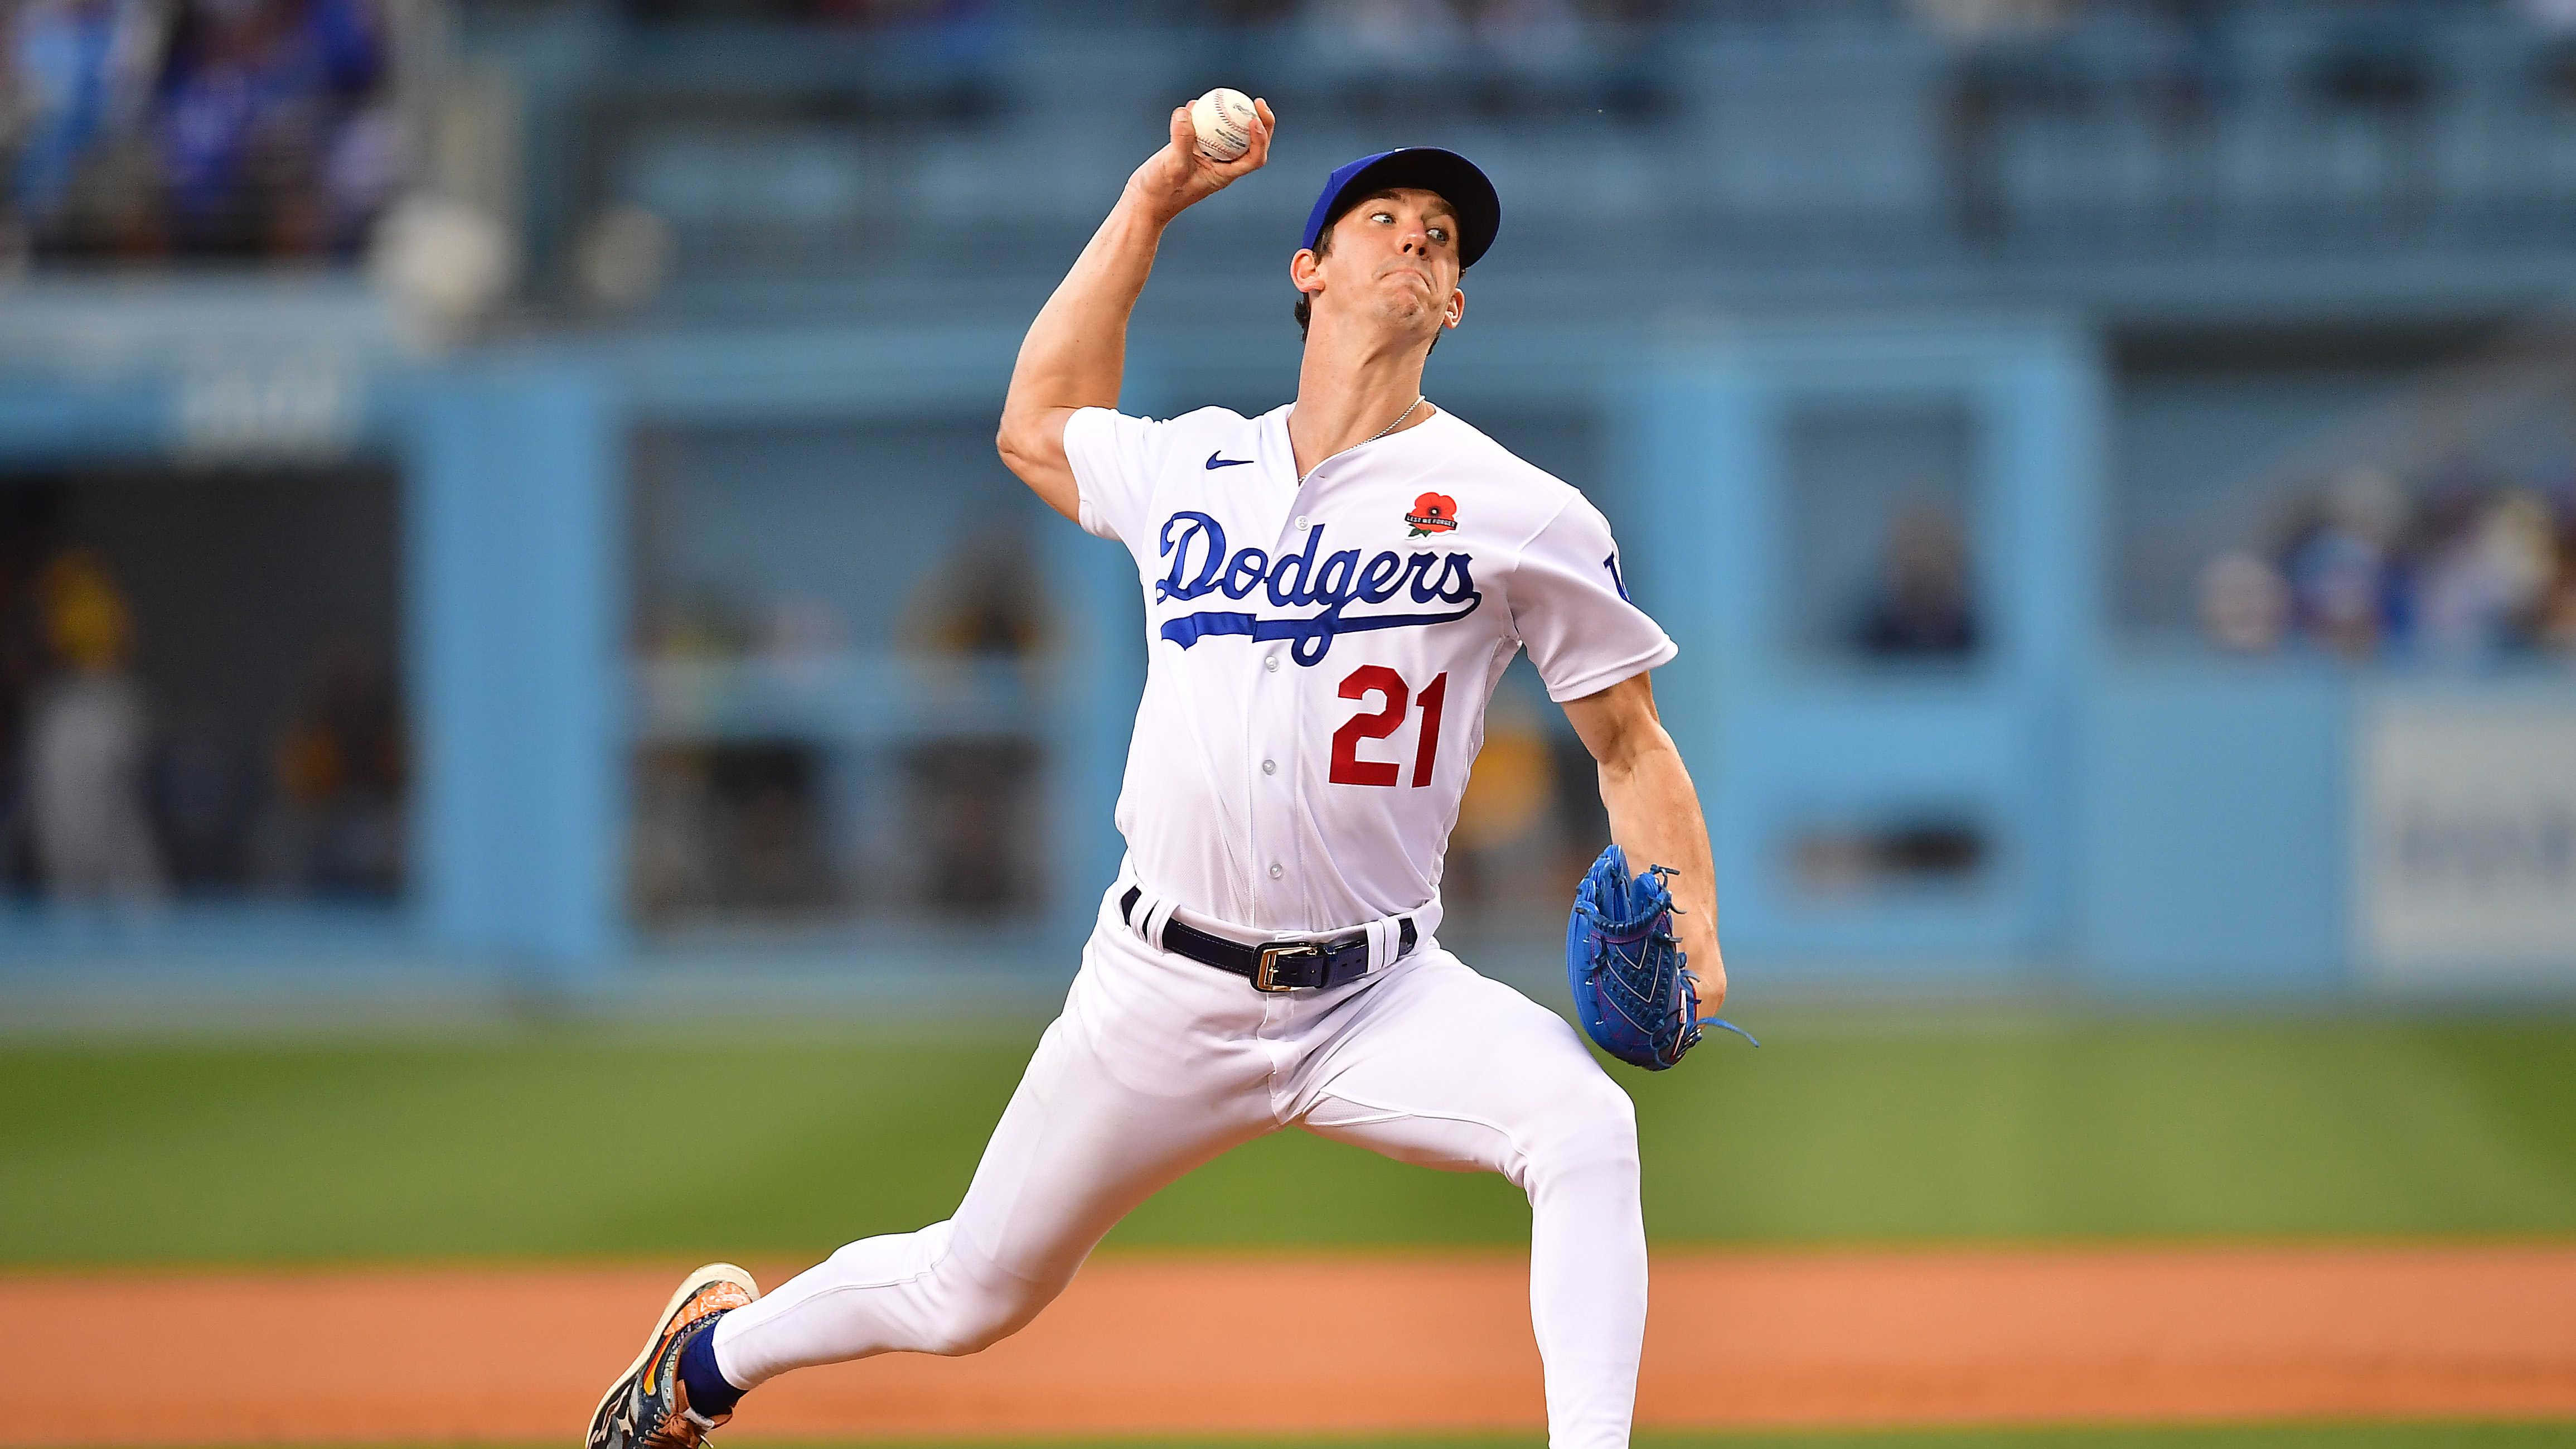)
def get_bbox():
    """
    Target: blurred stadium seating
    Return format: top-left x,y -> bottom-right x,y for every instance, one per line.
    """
2,0 -> 2573,1003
